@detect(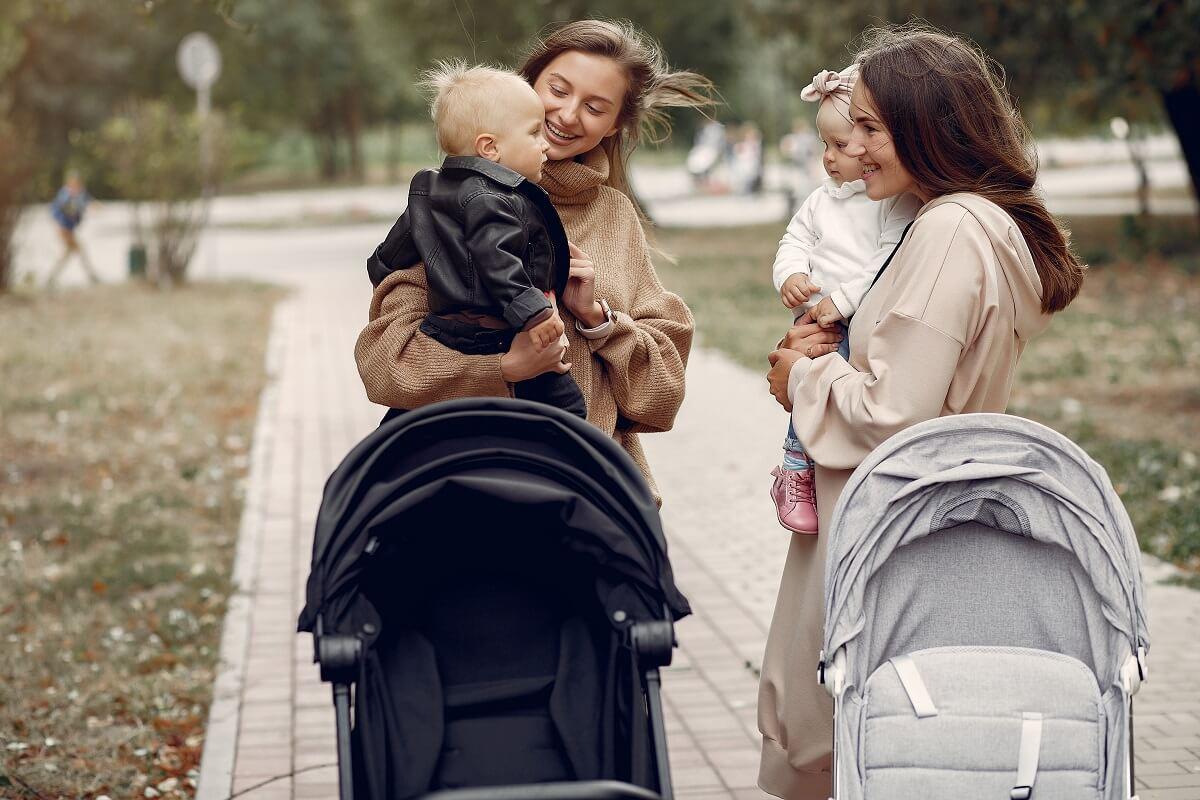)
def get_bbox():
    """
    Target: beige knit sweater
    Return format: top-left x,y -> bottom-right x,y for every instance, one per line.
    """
355,147 -> 694,501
